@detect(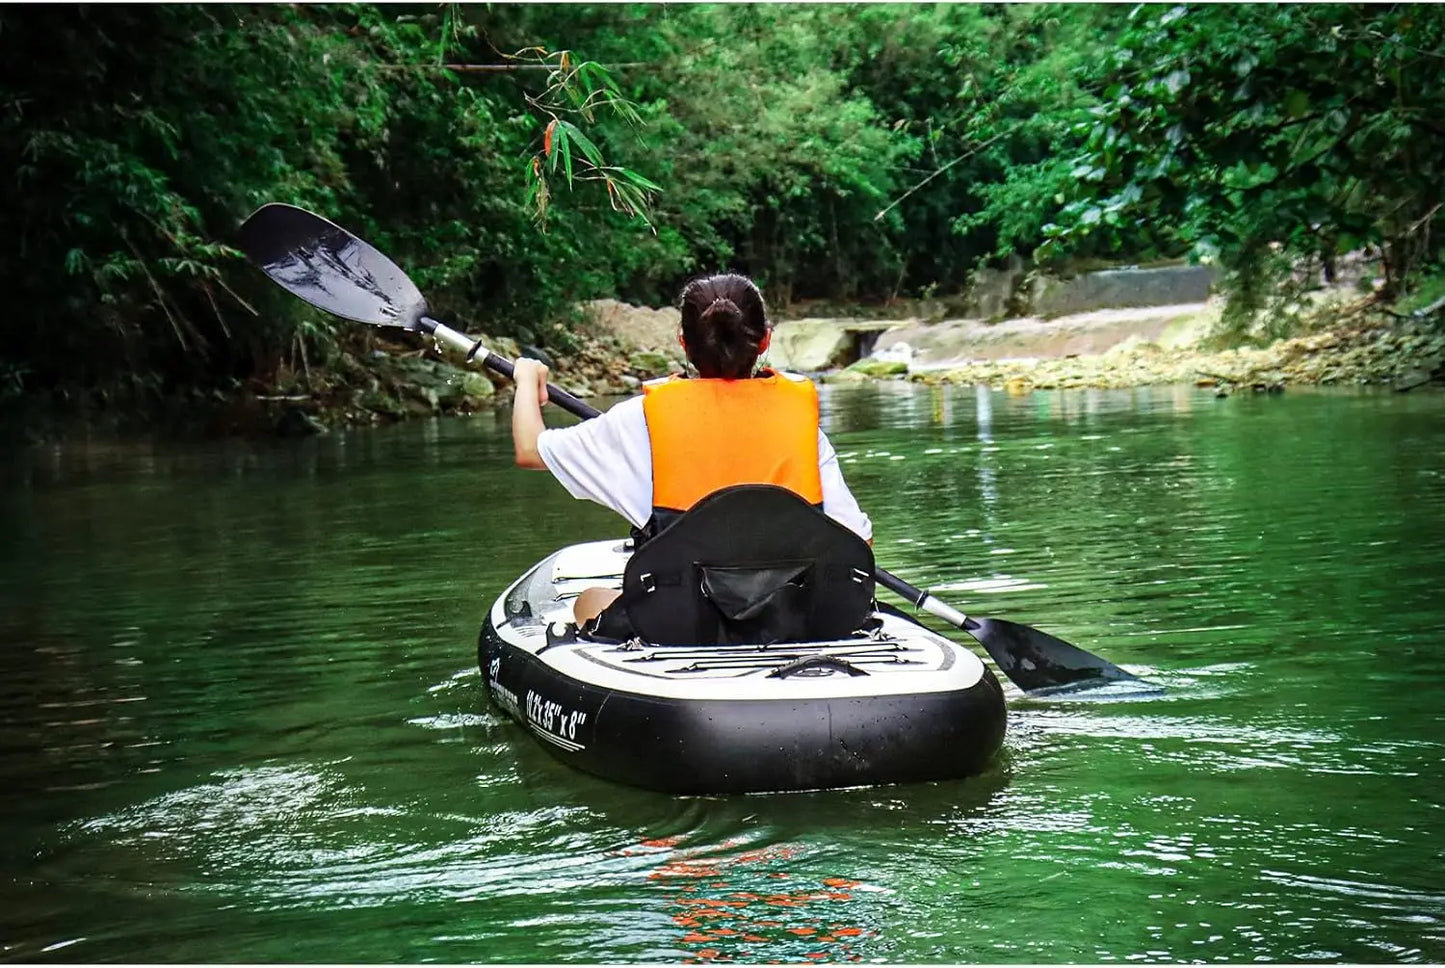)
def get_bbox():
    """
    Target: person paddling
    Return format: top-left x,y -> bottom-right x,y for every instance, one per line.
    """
510,273 -> 872,630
